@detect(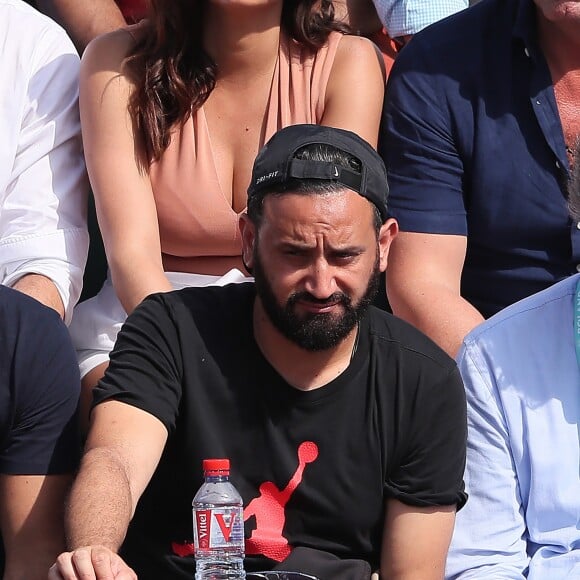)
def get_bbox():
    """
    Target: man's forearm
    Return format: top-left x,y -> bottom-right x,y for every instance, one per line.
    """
11,273 -> 65,319
65,448 -> 133,551
36,0 -> 126,53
